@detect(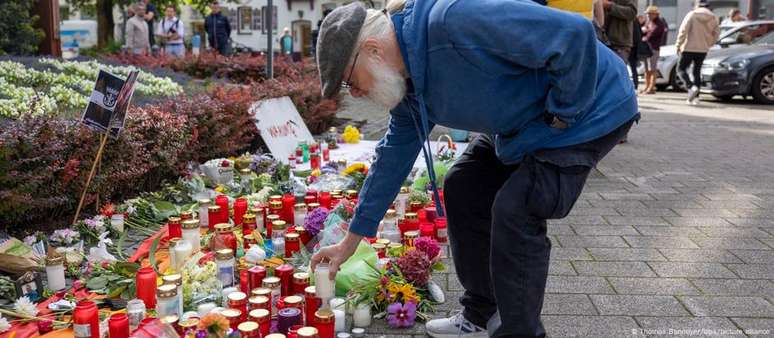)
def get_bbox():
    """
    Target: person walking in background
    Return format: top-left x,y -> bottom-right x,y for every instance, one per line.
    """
628,15 -> 644,90
676,0 -> 719,105
125,3 -> 150,55
205,1 -> 232,55
158,6 -> 185,57
603,0 -> 637,62
280,27 -> 293,55
641,6 -> 668,94
142,0 -> 157,49
722,8 -> 747,25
